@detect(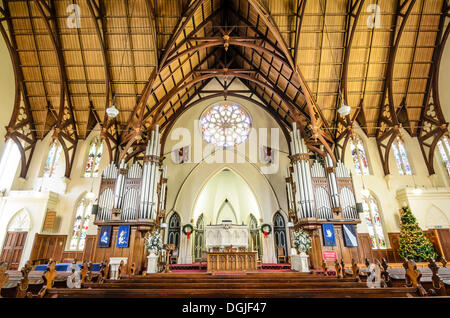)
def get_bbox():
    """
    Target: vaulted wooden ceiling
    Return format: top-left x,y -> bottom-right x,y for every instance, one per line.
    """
1,0 -> 449,178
